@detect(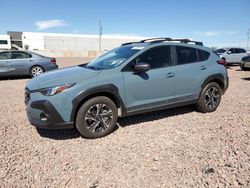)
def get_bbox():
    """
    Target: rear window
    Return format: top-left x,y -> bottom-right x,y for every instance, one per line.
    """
197,49 -> 210,61
235,48 -> 246,53
176,46 -> 199,64
12,52 -> 32,59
